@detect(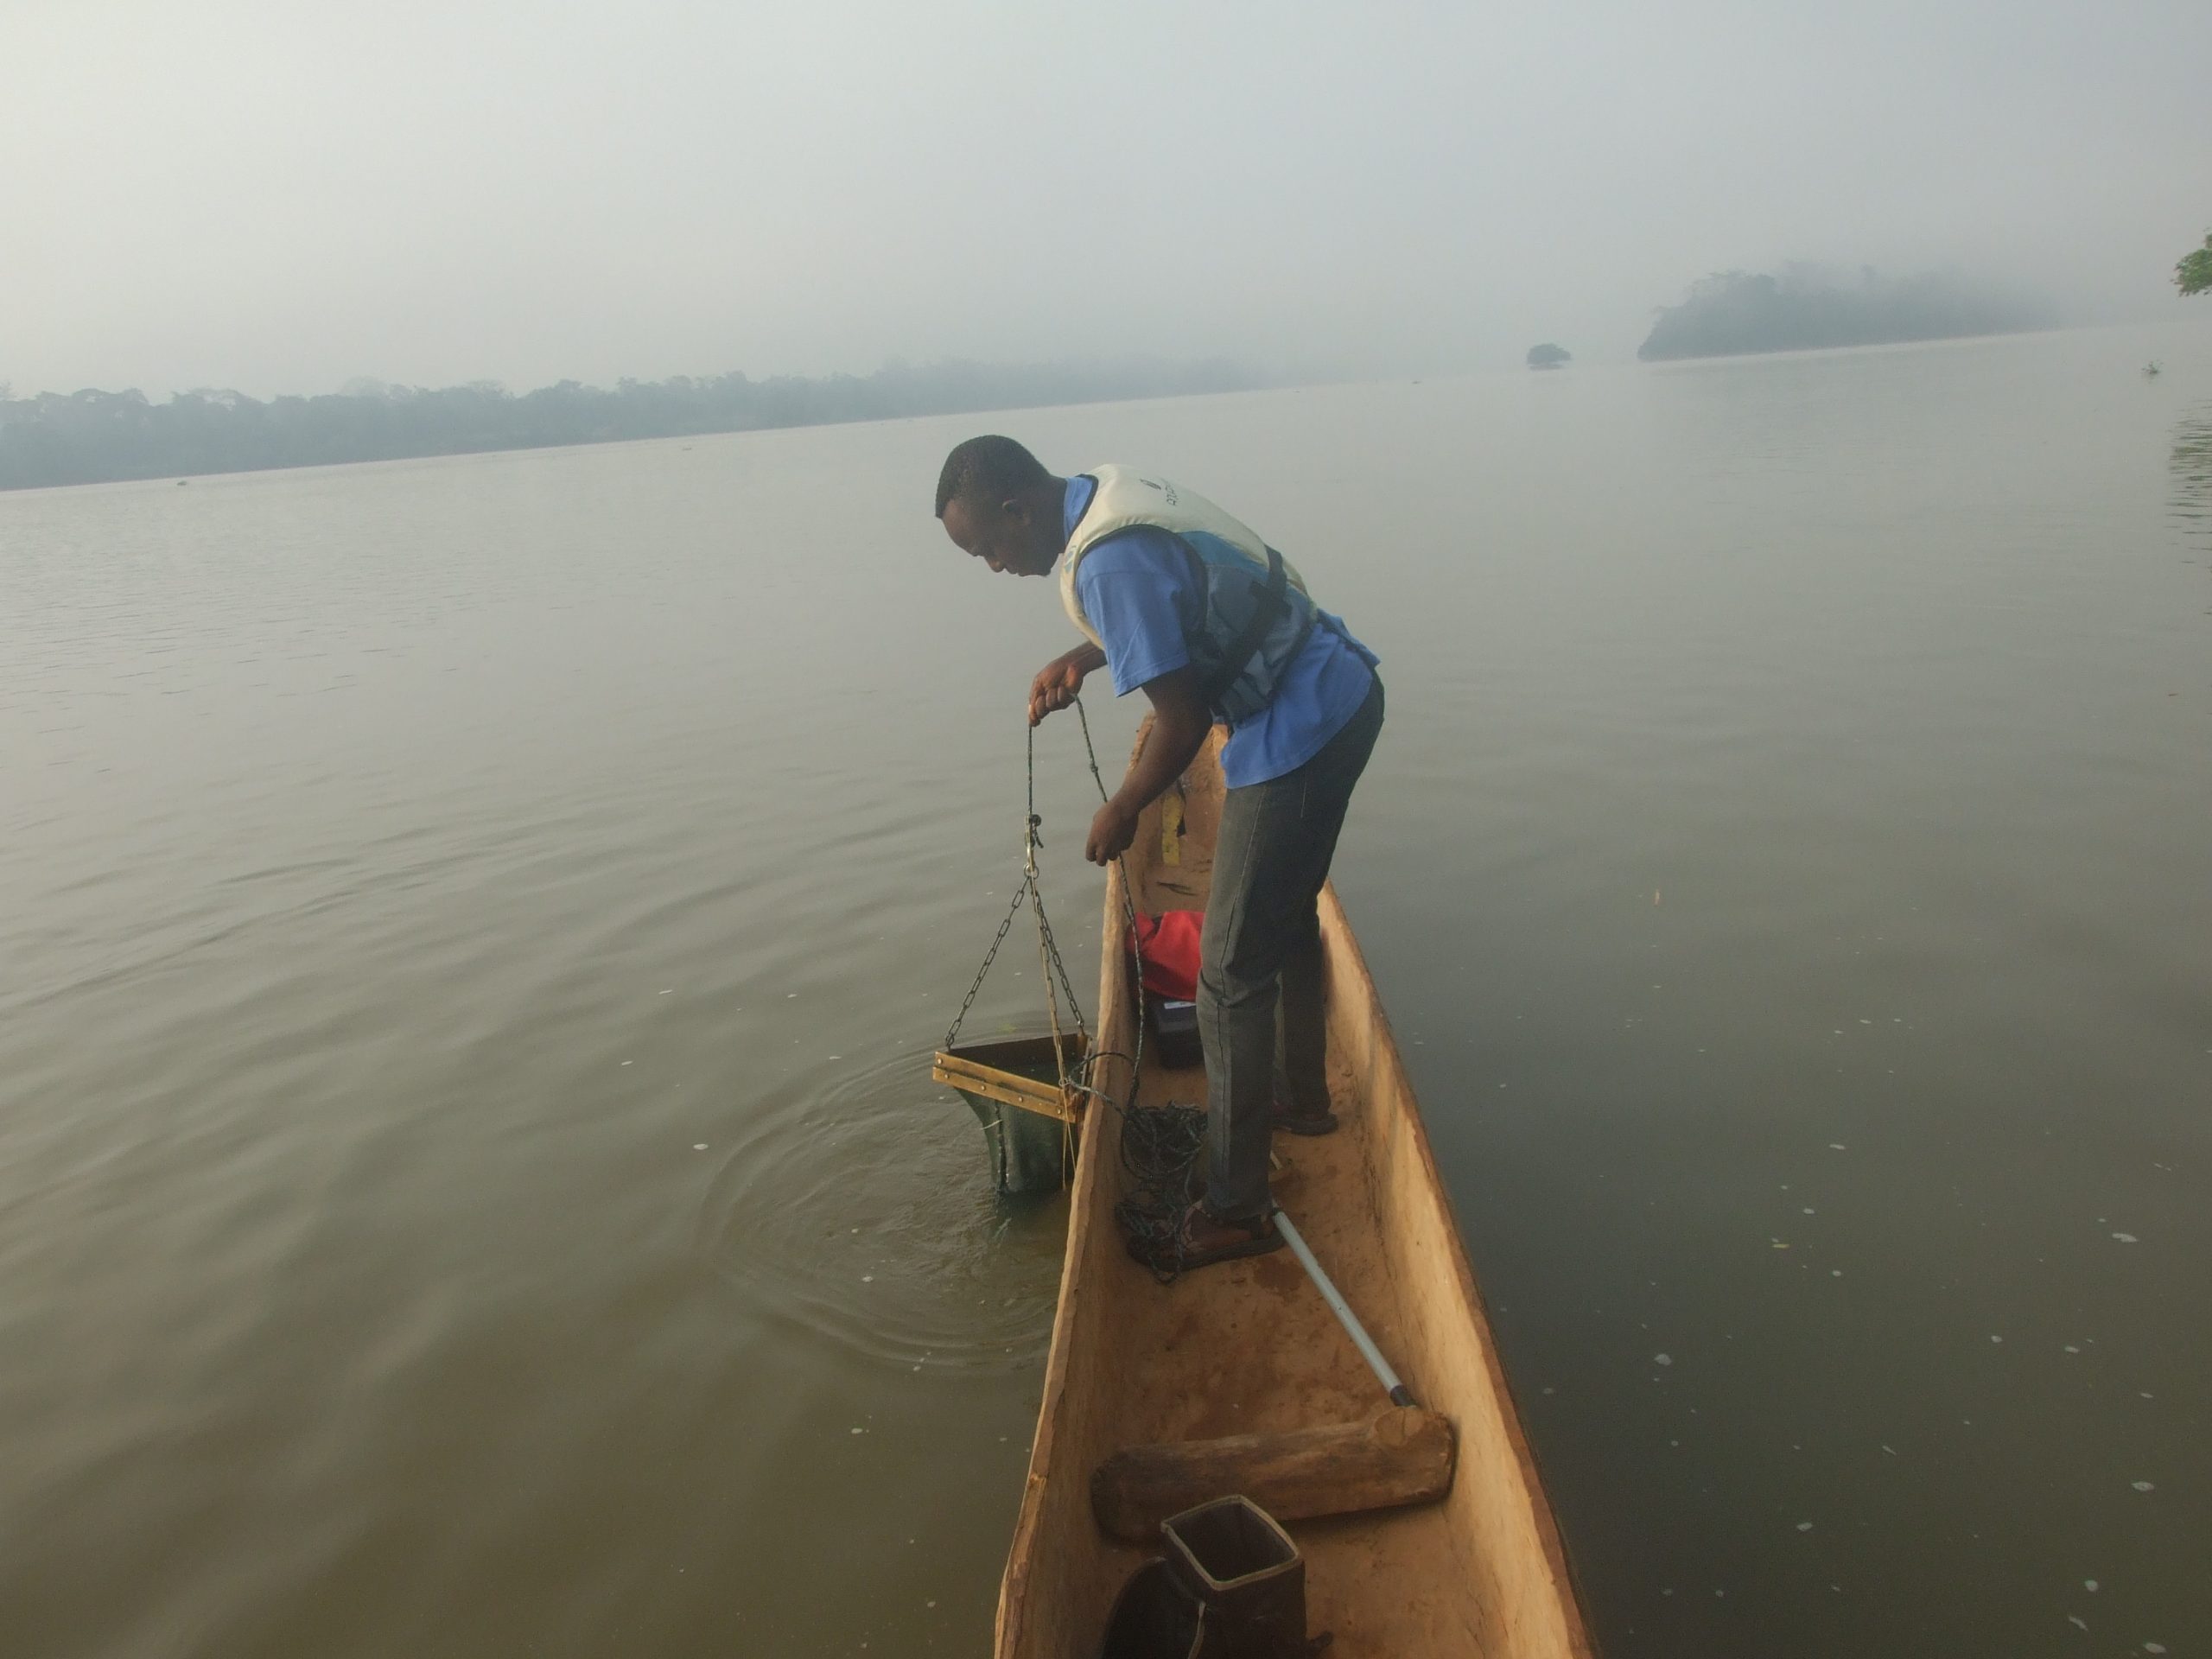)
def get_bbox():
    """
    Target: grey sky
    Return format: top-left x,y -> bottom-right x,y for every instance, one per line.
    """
3,0 -> 2207,398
